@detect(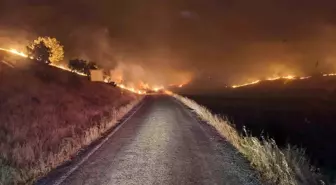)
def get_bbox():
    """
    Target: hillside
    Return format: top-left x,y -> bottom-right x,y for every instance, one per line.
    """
184,76 -> 336,182
0,56 -> 141,184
